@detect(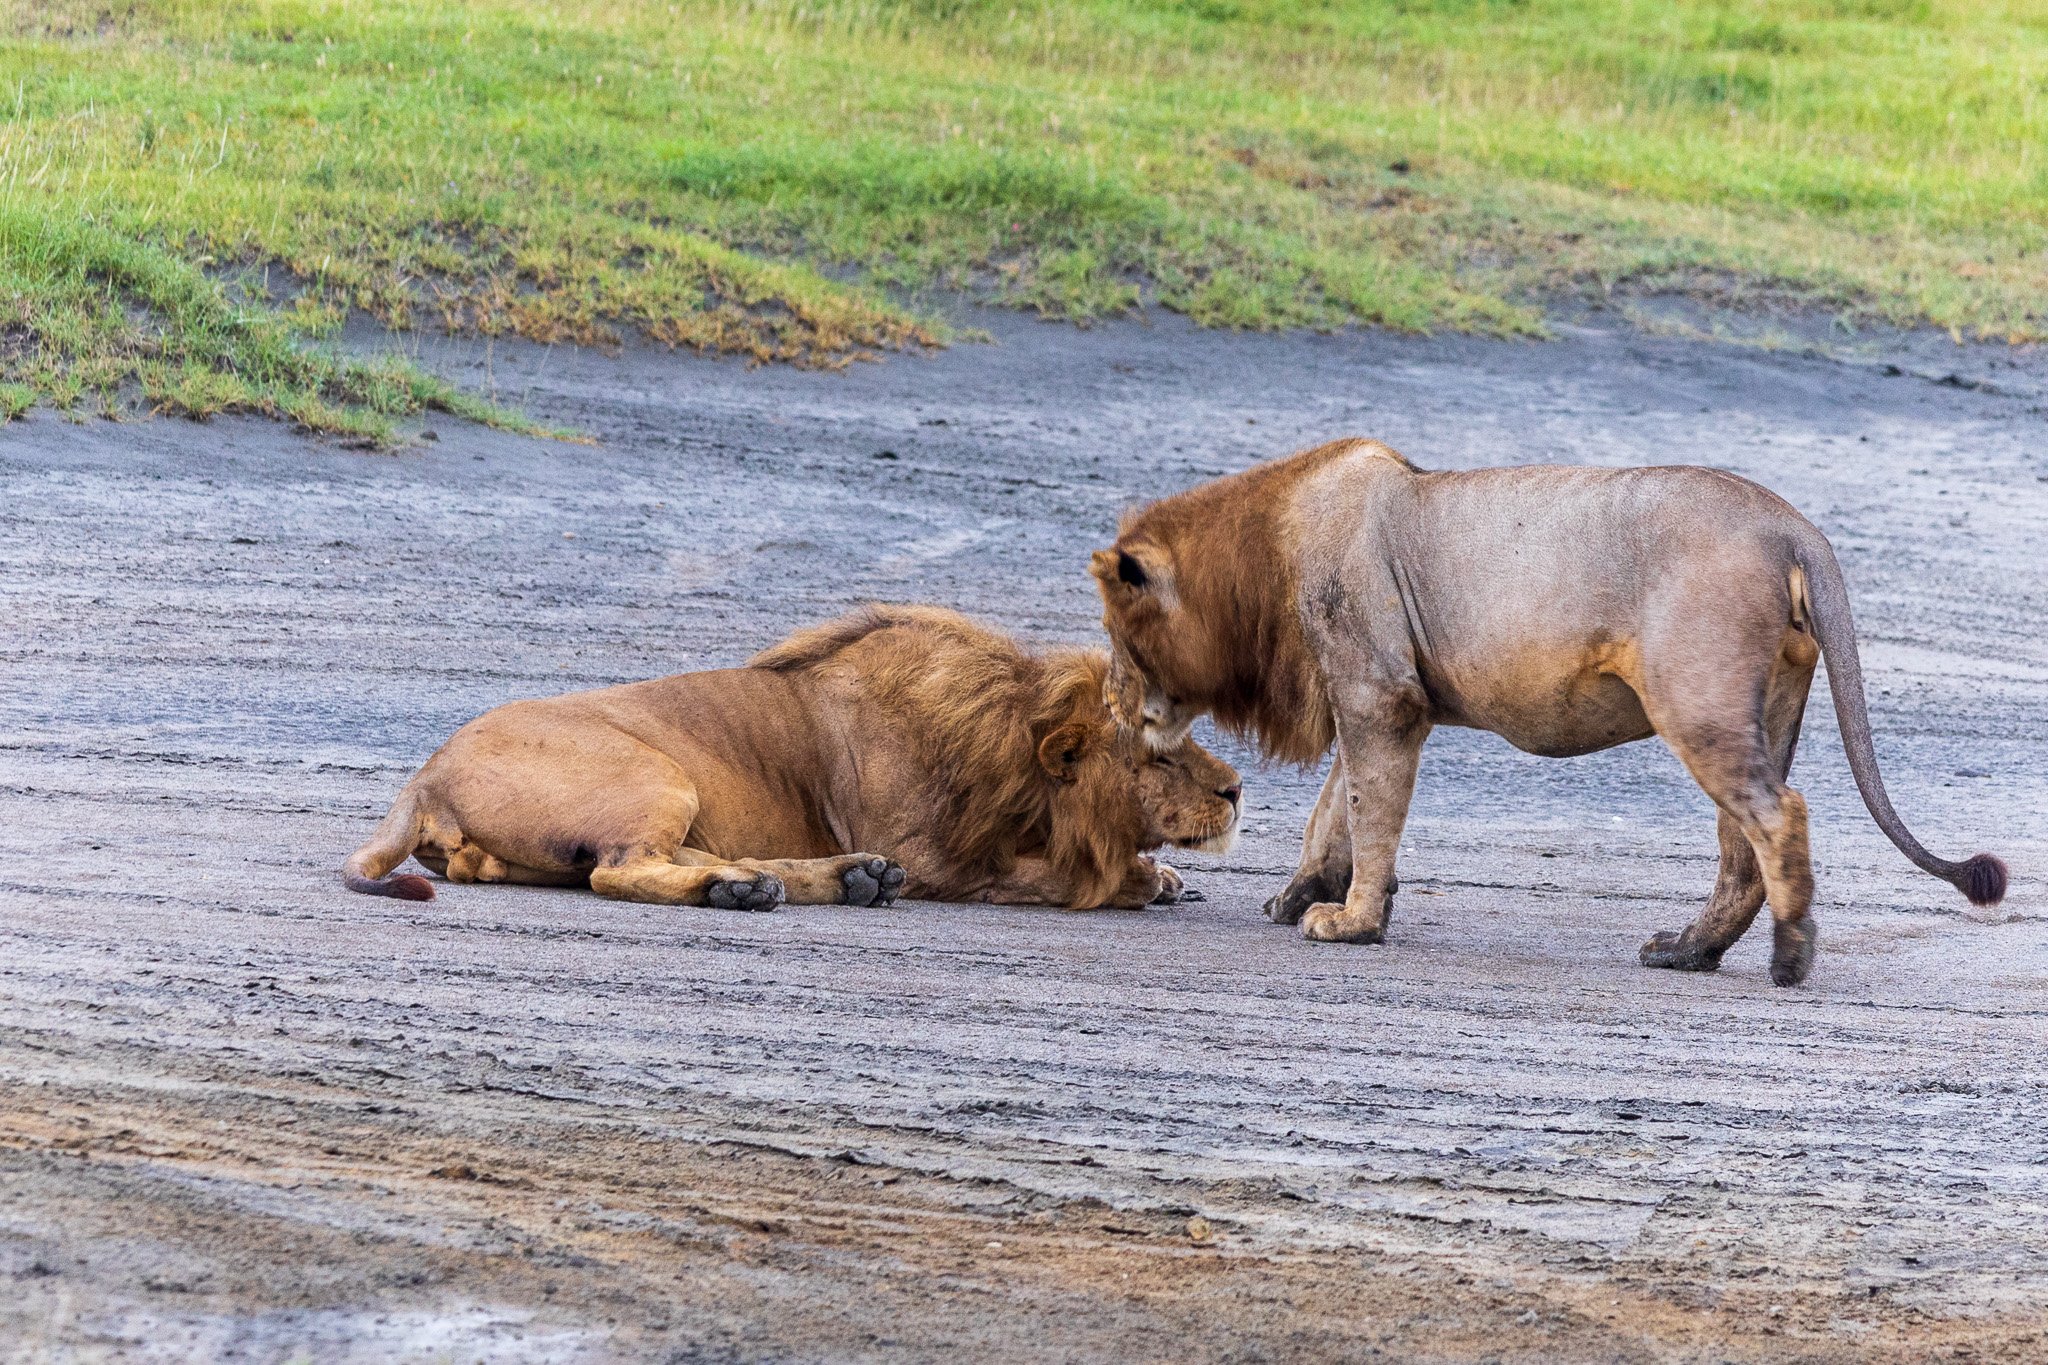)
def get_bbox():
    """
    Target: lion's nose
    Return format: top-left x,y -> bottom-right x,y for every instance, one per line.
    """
1219,784 -> 1242,807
